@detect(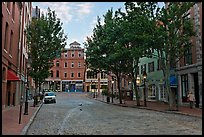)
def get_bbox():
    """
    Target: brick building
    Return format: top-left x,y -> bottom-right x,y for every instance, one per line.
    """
2,2 -> 32,108
175,2 -> 202,108
44,41 -> 85,92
